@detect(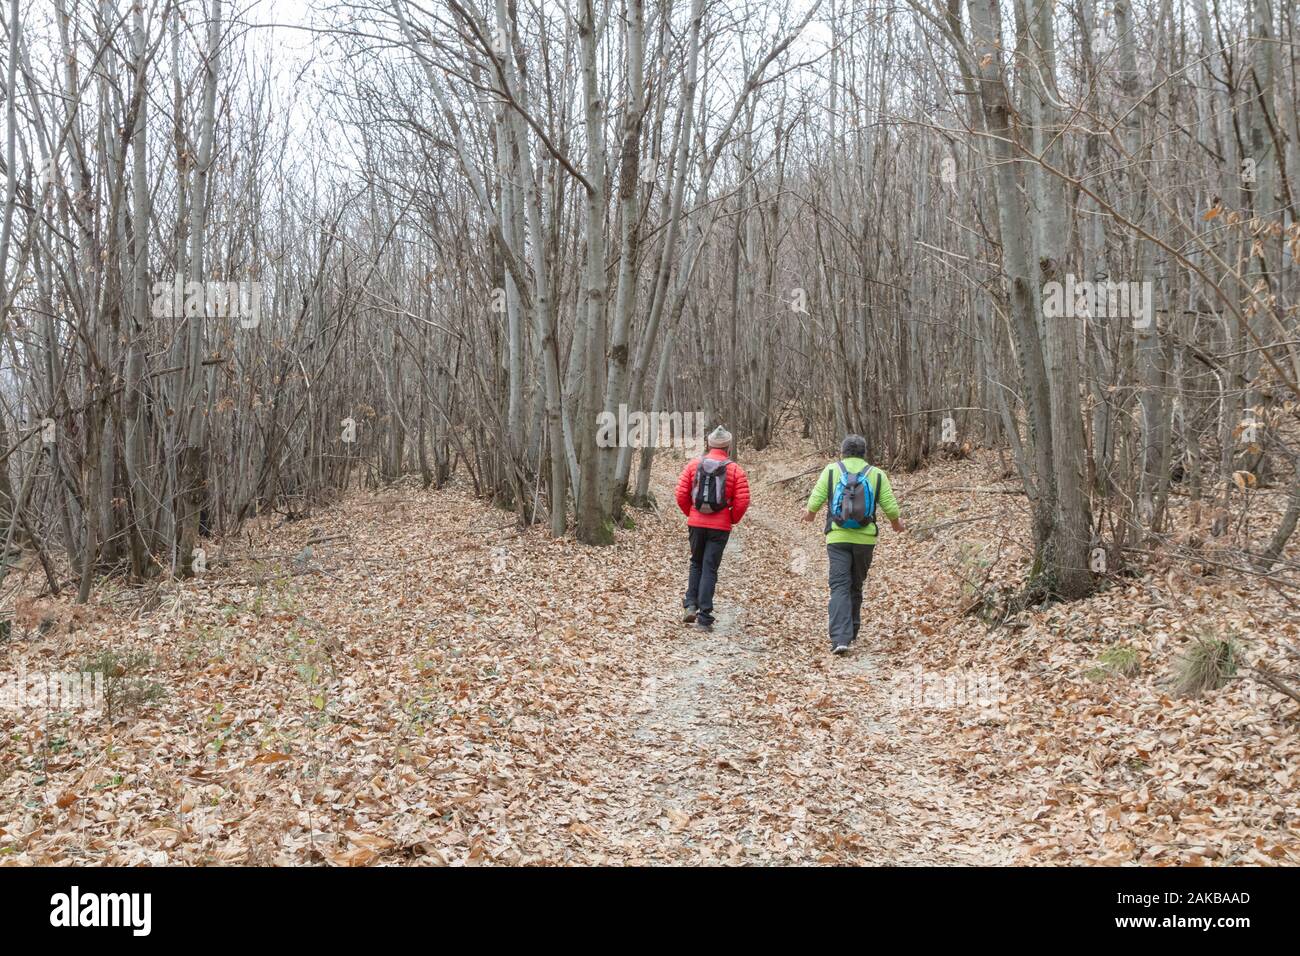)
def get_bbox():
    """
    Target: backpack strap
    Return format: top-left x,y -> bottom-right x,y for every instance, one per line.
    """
713,458 -> 731,507
824,463 -> 837,534
868,468 -> 881,530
